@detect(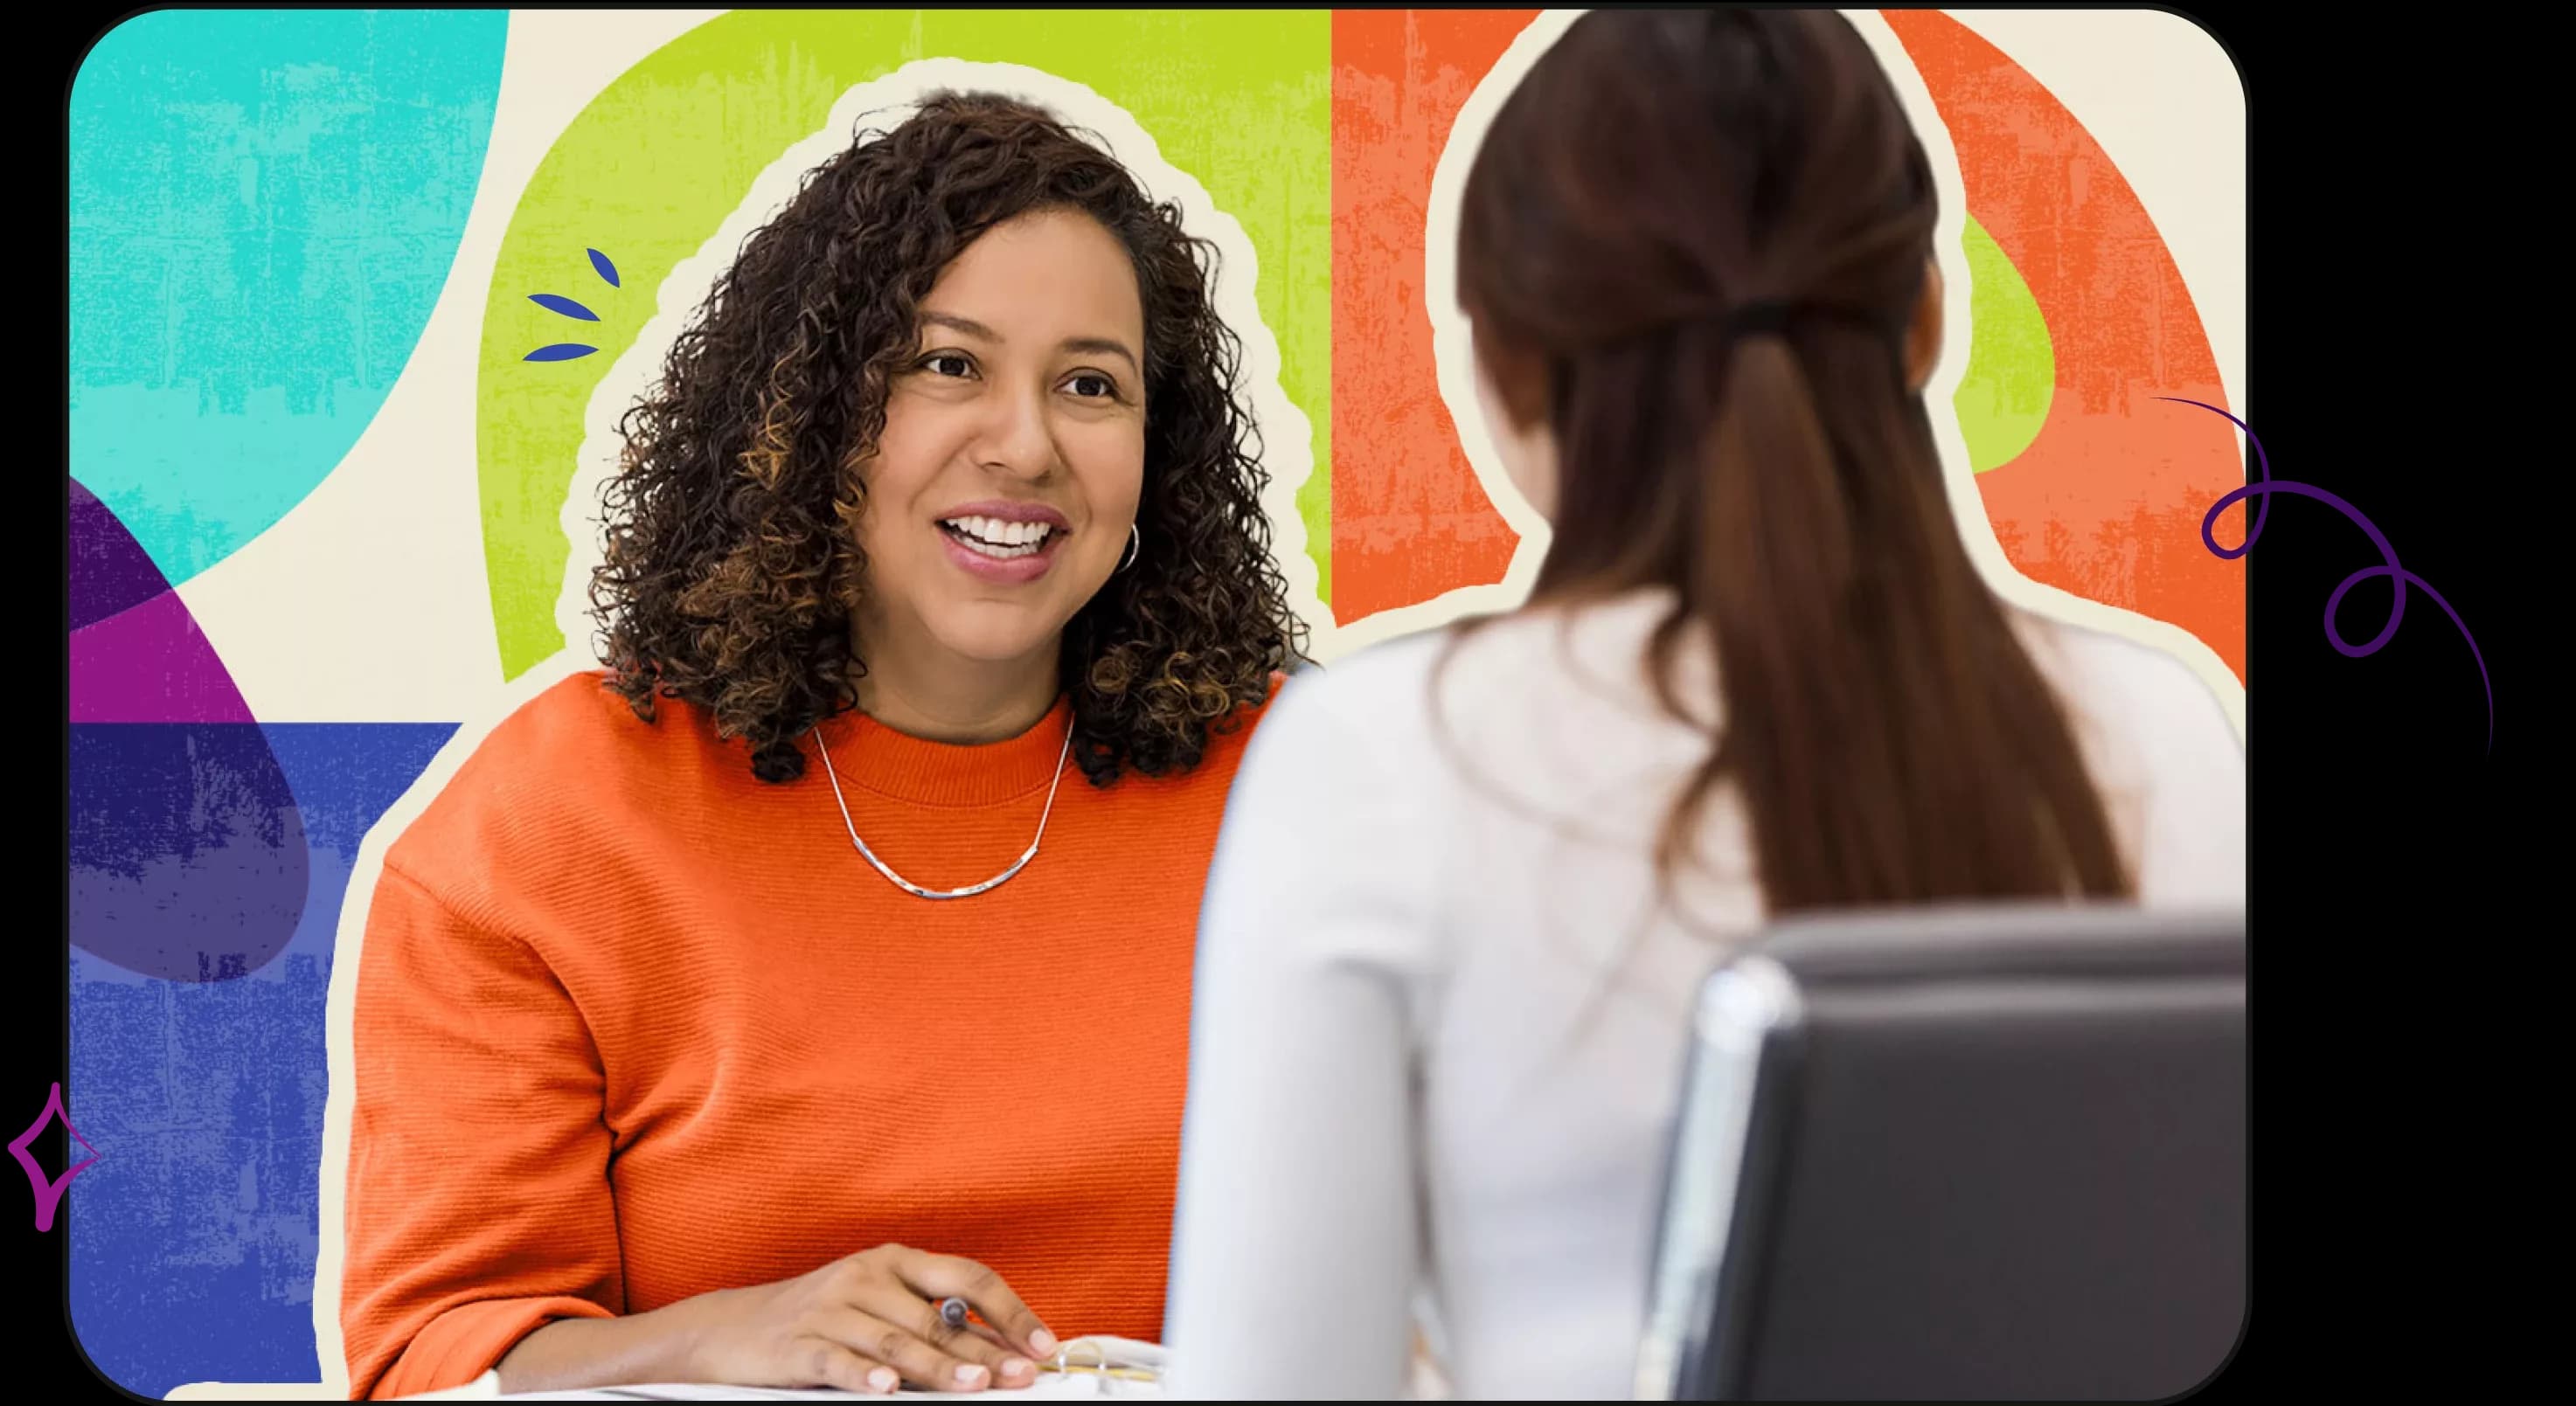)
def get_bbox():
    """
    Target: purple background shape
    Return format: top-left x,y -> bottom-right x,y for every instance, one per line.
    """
70,724 -> 311,983
70,476 -> 260,724
71,480 -> 172,631
70,482 -> 311,983
71,599 -> 260,725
